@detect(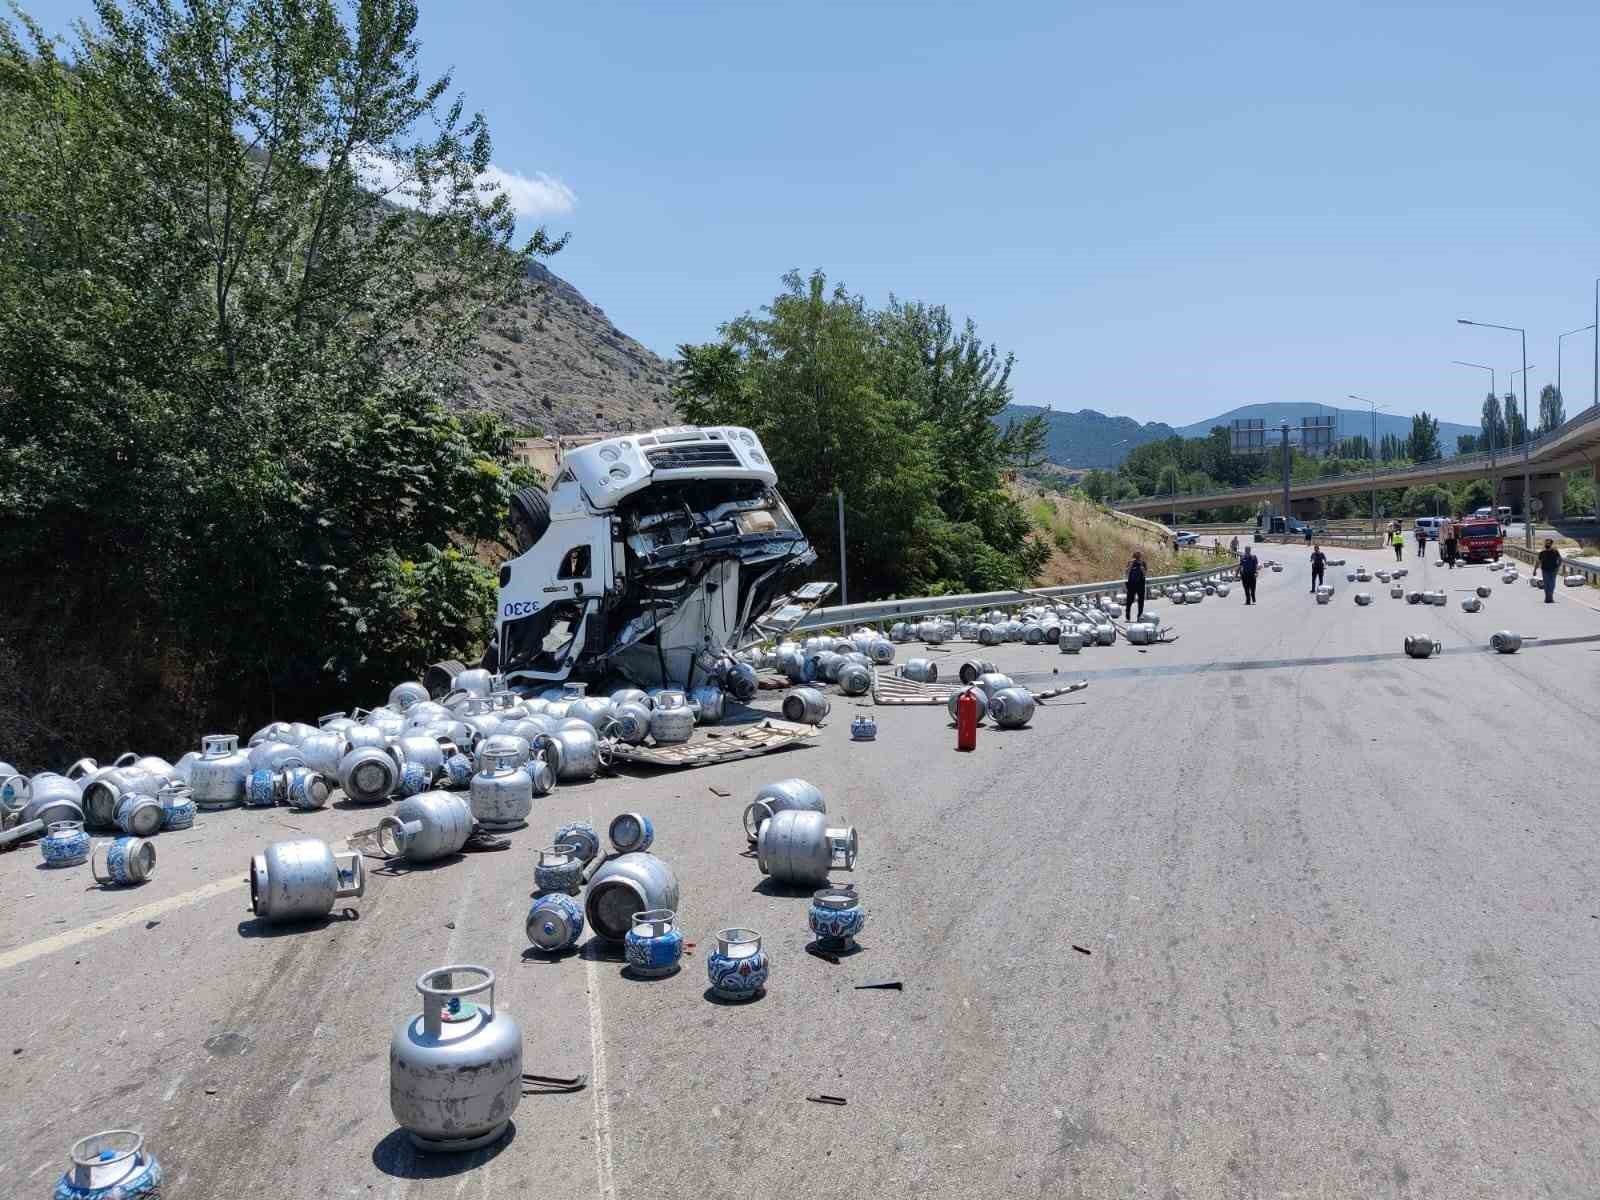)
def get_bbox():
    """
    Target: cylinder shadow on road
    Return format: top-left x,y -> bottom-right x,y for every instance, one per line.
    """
371,1124 -> 515,1179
